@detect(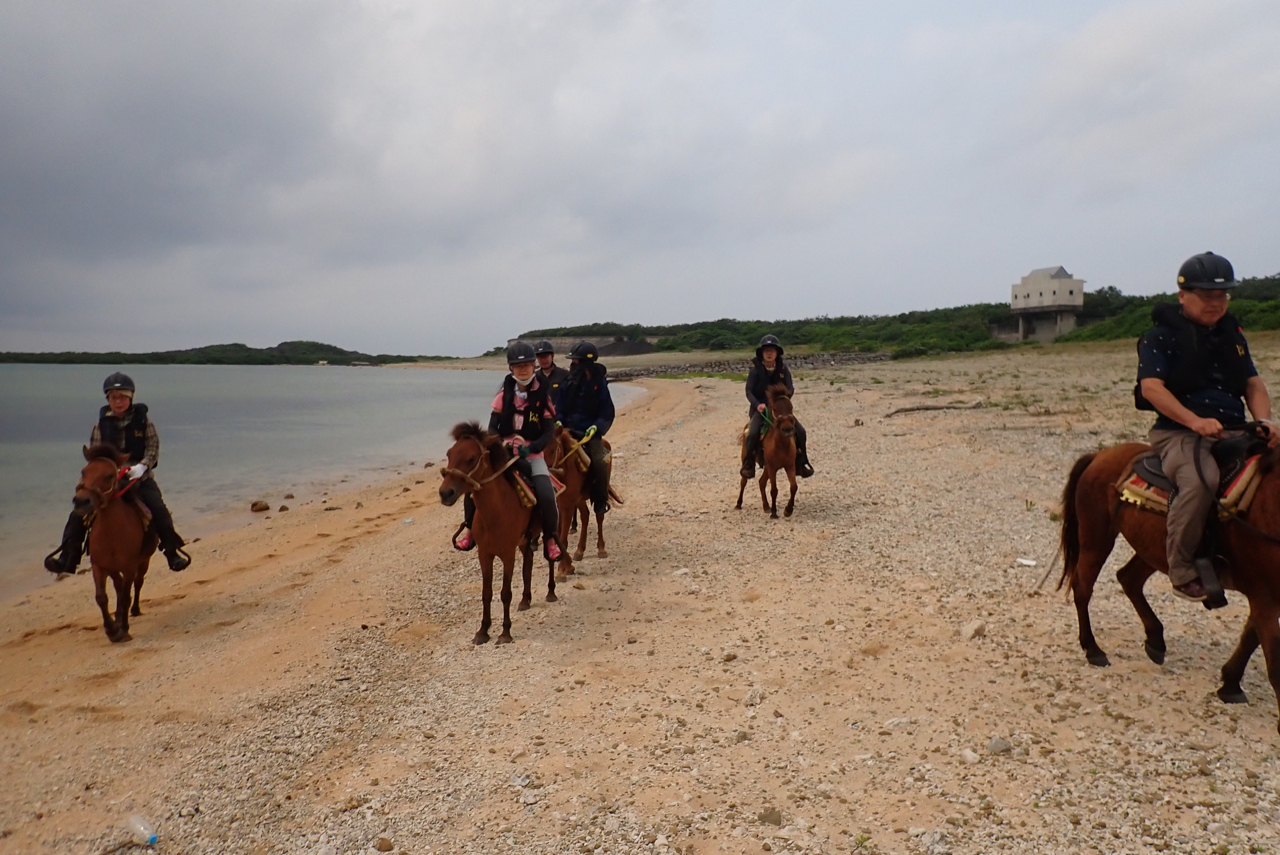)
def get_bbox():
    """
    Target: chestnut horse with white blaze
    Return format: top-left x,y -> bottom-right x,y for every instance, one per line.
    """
439,422 -> 556,644
1059,438 -> 1280,732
